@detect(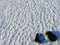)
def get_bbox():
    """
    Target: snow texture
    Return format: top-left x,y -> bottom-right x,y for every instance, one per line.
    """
0,0 -> 60,45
